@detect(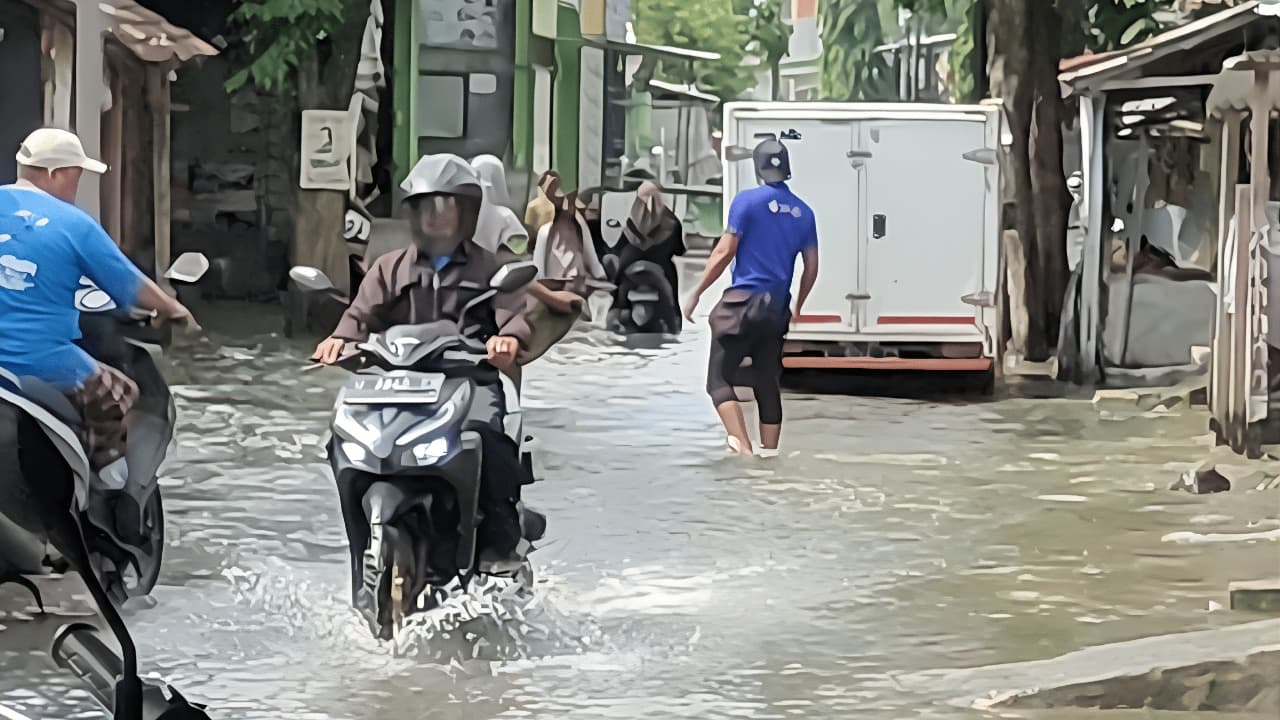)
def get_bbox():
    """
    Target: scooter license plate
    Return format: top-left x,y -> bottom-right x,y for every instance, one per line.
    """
627,290 -> 660,303
344,372 -> 445,404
